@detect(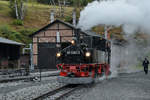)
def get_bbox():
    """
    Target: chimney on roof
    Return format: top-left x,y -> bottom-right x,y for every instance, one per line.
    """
72,9 -> 76,26
50,9 -> 54,23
